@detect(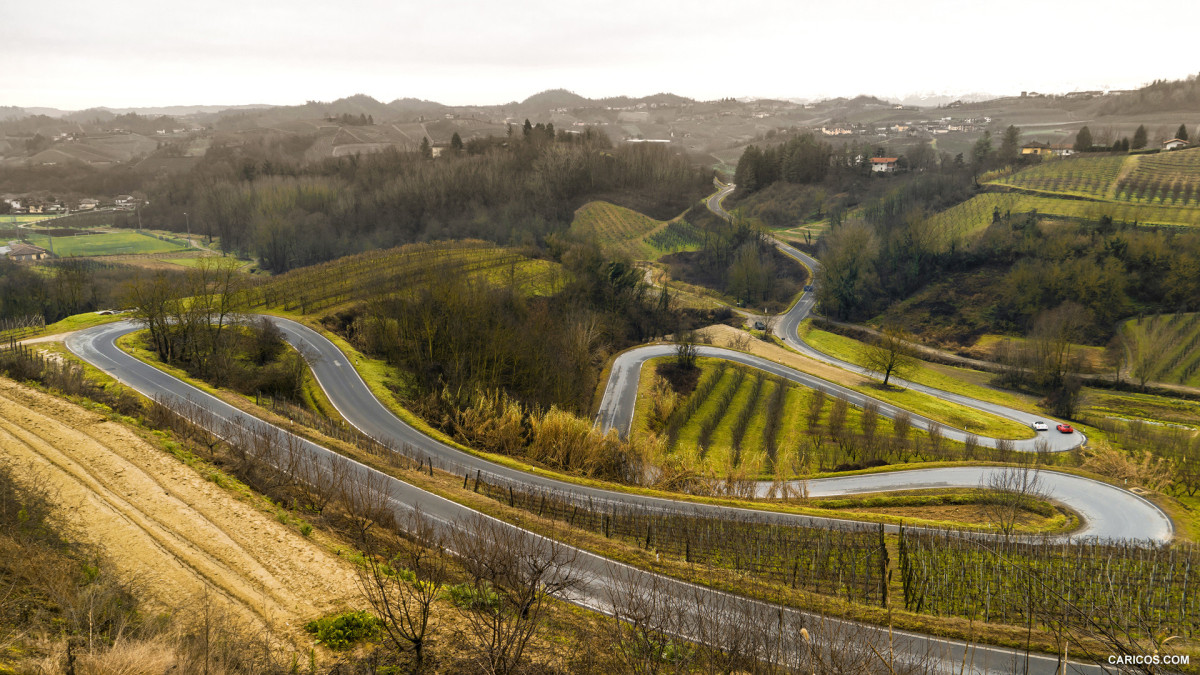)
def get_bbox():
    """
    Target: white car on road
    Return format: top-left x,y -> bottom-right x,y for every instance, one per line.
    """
1032,421 -> 1048,432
